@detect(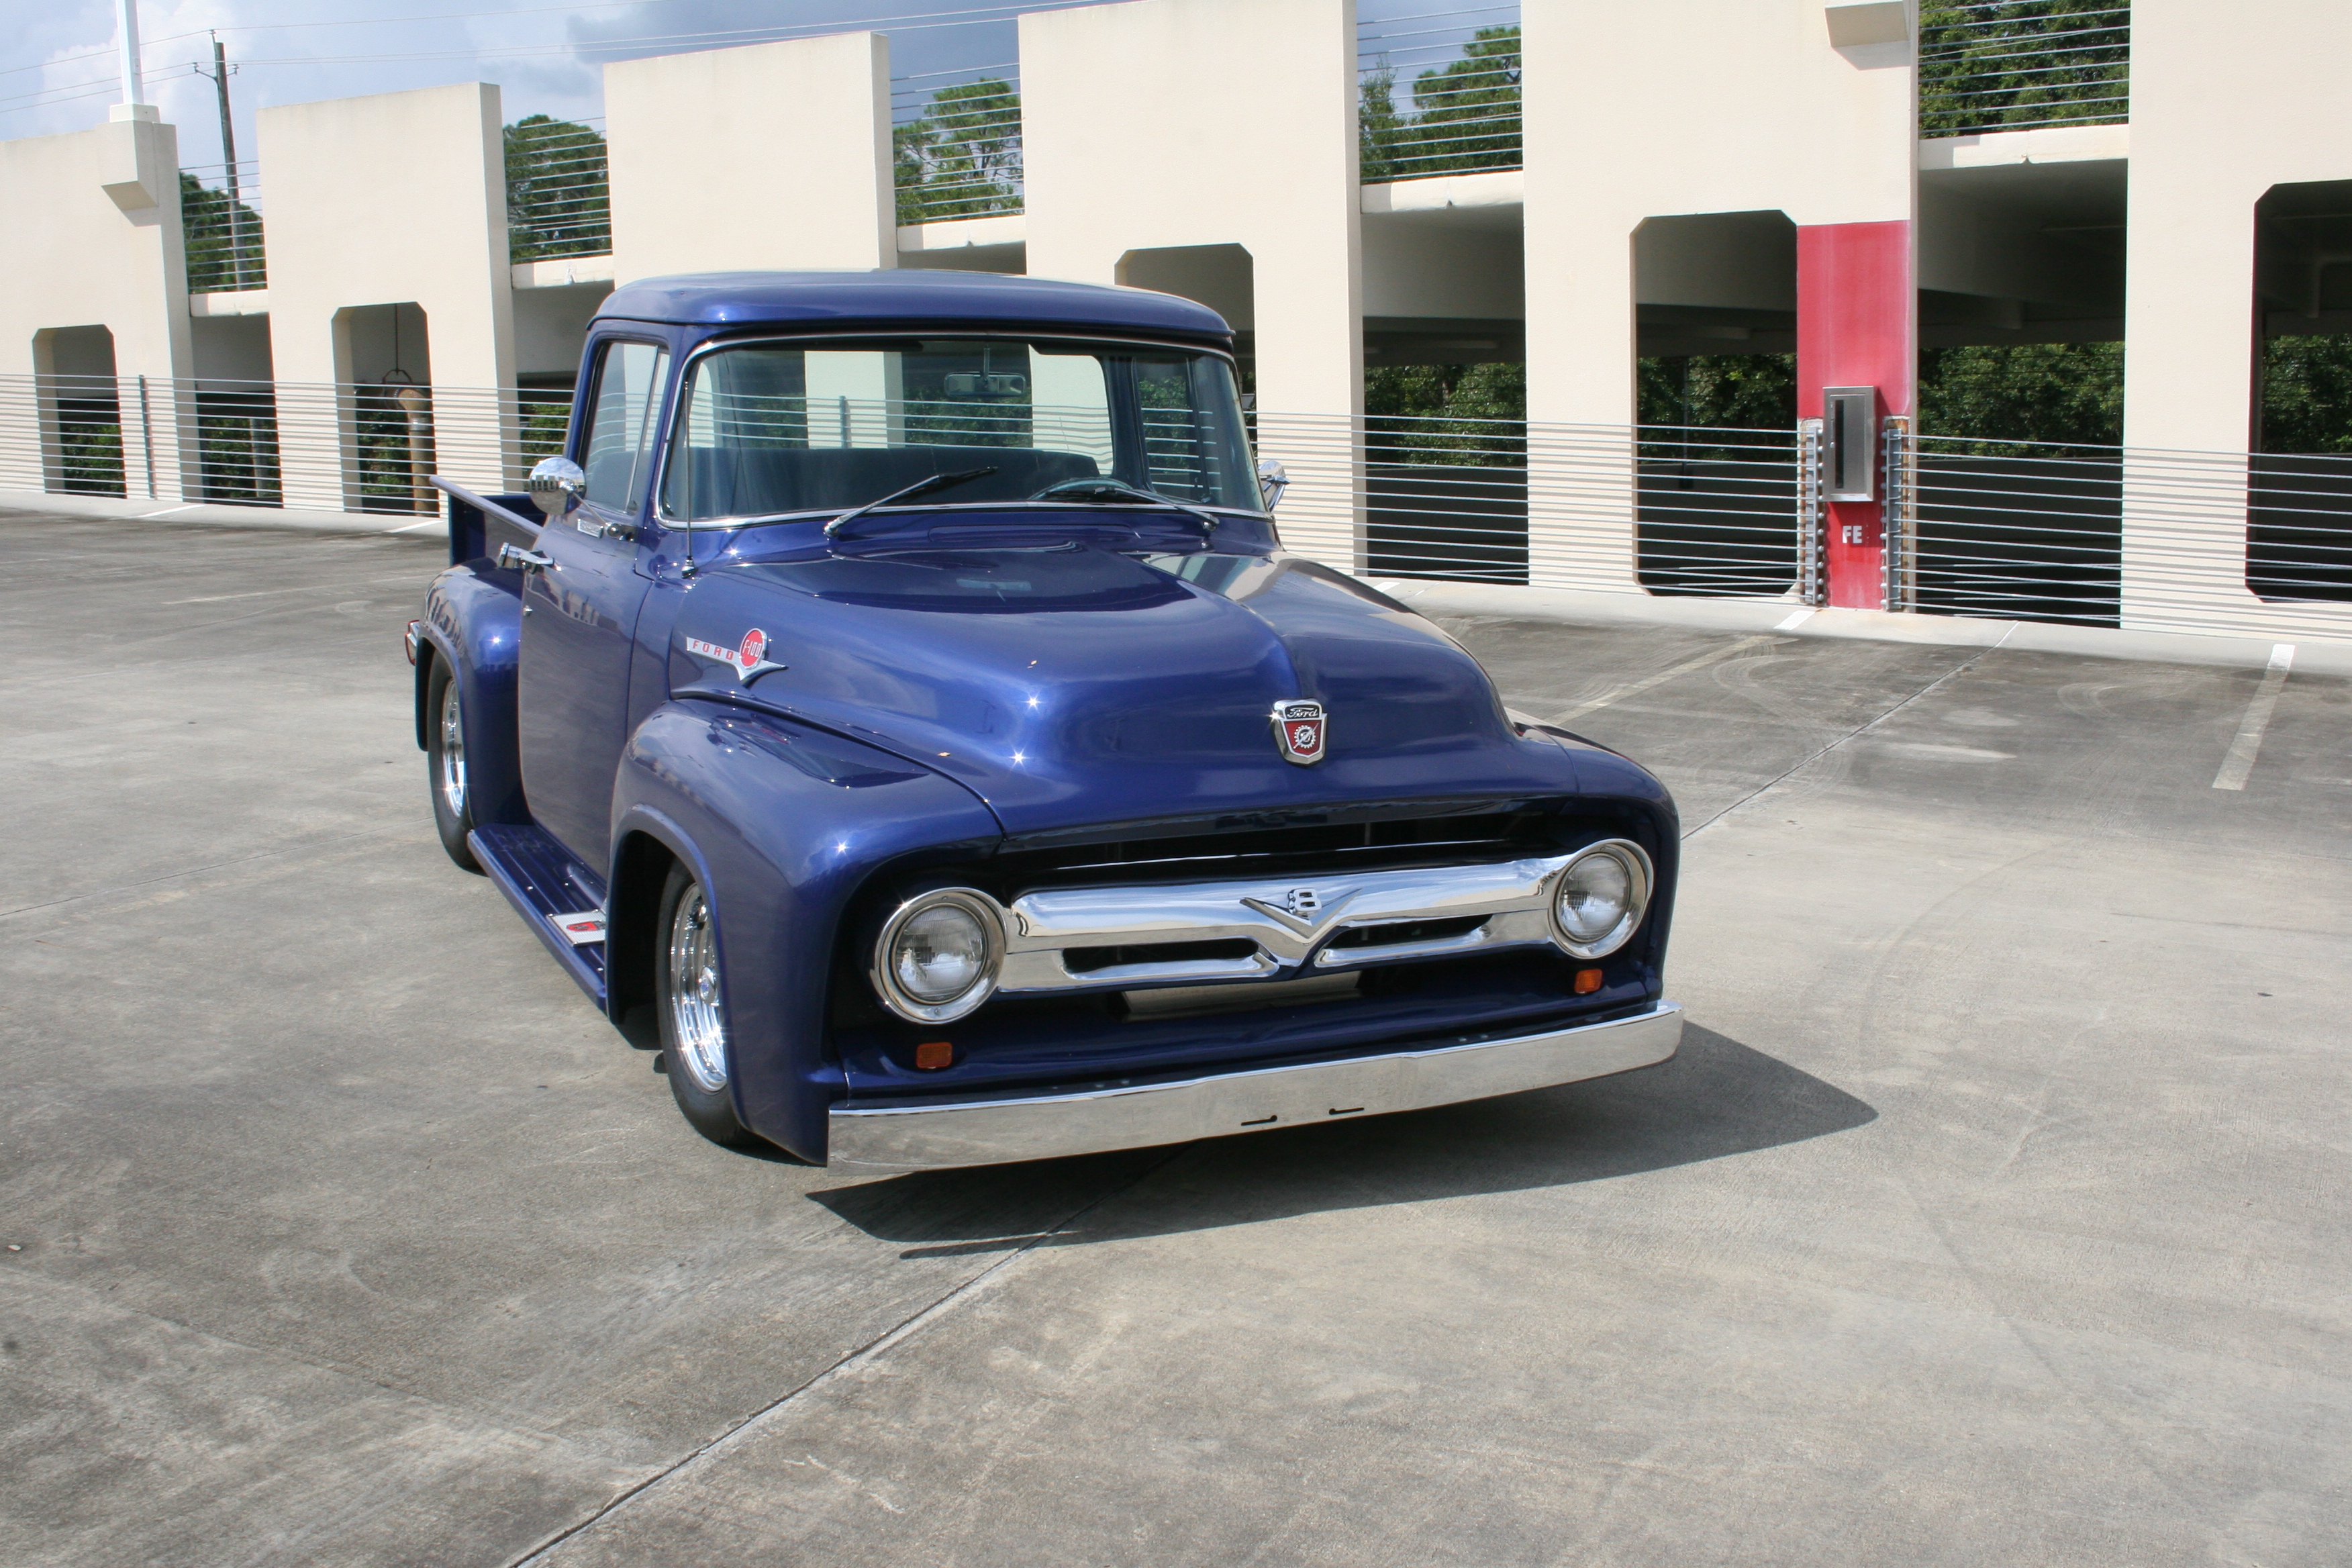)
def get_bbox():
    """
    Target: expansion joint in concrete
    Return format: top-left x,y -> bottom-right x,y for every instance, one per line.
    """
1680,622 -> 2020,841
507,1146 -> 1188,1566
